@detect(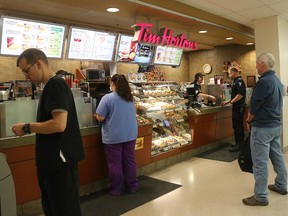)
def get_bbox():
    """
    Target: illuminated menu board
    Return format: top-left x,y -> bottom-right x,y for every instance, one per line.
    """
67,27 -> 117,61
153,45 -> 183,66
115,34 -> 153,64
0,16 -> 66,58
